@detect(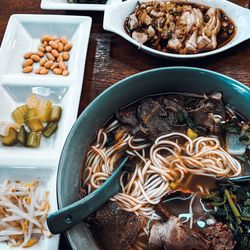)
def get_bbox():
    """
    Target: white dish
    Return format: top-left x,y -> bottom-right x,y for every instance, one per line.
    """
0,14 -> 92,162
41,0 -> 125,11
103,0 -> 250,59
0,14 -> 92,250
0,166 -> 59,250
0,14 -> 91,86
